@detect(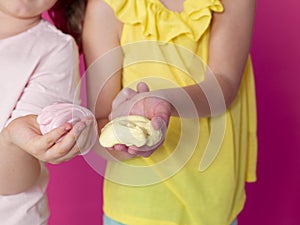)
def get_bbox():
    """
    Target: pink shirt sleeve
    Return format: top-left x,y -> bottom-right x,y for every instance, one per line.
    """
7,38 -> 81,124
